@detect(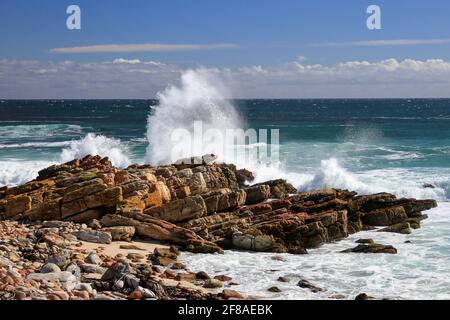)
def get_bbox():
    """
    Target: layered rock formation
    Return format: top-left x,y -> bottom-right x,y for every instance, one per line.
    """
0,155 -> 437,255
